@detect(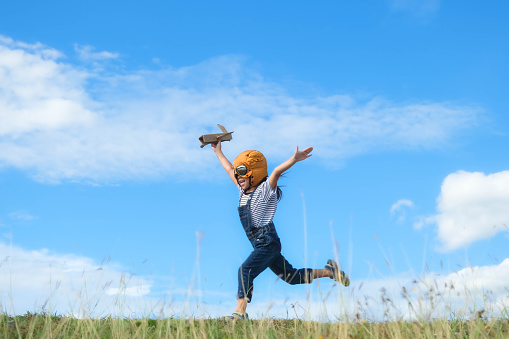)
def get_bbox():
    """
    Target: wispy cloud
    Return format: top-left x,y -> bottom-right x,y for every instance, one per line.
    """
389,0 -> 441,19
74,44 -> 119,62
391,199 -> 414,214
1,240 -> 508,320
0,241 -> 154,317
0,36 -> 482,184
8,211 -> 36,222
0,35 -> 63,59
391,199 -> 414,223
243,259 -> 509,321
416,171 -> 509,251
